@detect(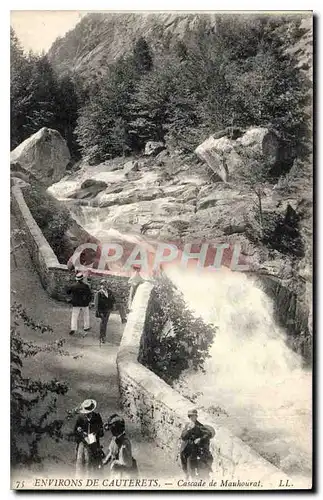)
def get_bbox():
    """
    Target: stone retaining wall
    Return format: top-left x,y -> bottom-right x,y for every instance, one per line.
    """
117,282 -> 289,486
11,182 -> 129,302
